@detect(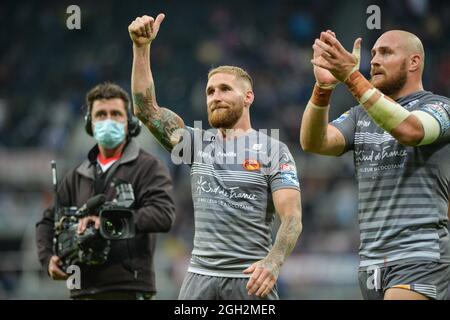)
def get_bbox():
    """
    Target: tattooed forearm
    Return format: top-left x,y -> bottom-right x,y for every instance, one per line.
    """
133,87 -> 156,124
266,214 -> 302,269
148,108 -> 184,150
132,87 -> 184,151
